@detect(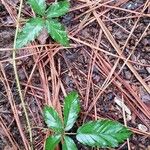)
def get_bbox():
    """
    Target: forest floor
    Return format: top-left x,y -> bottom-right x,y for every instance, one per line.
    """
0,0 -> 150,149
